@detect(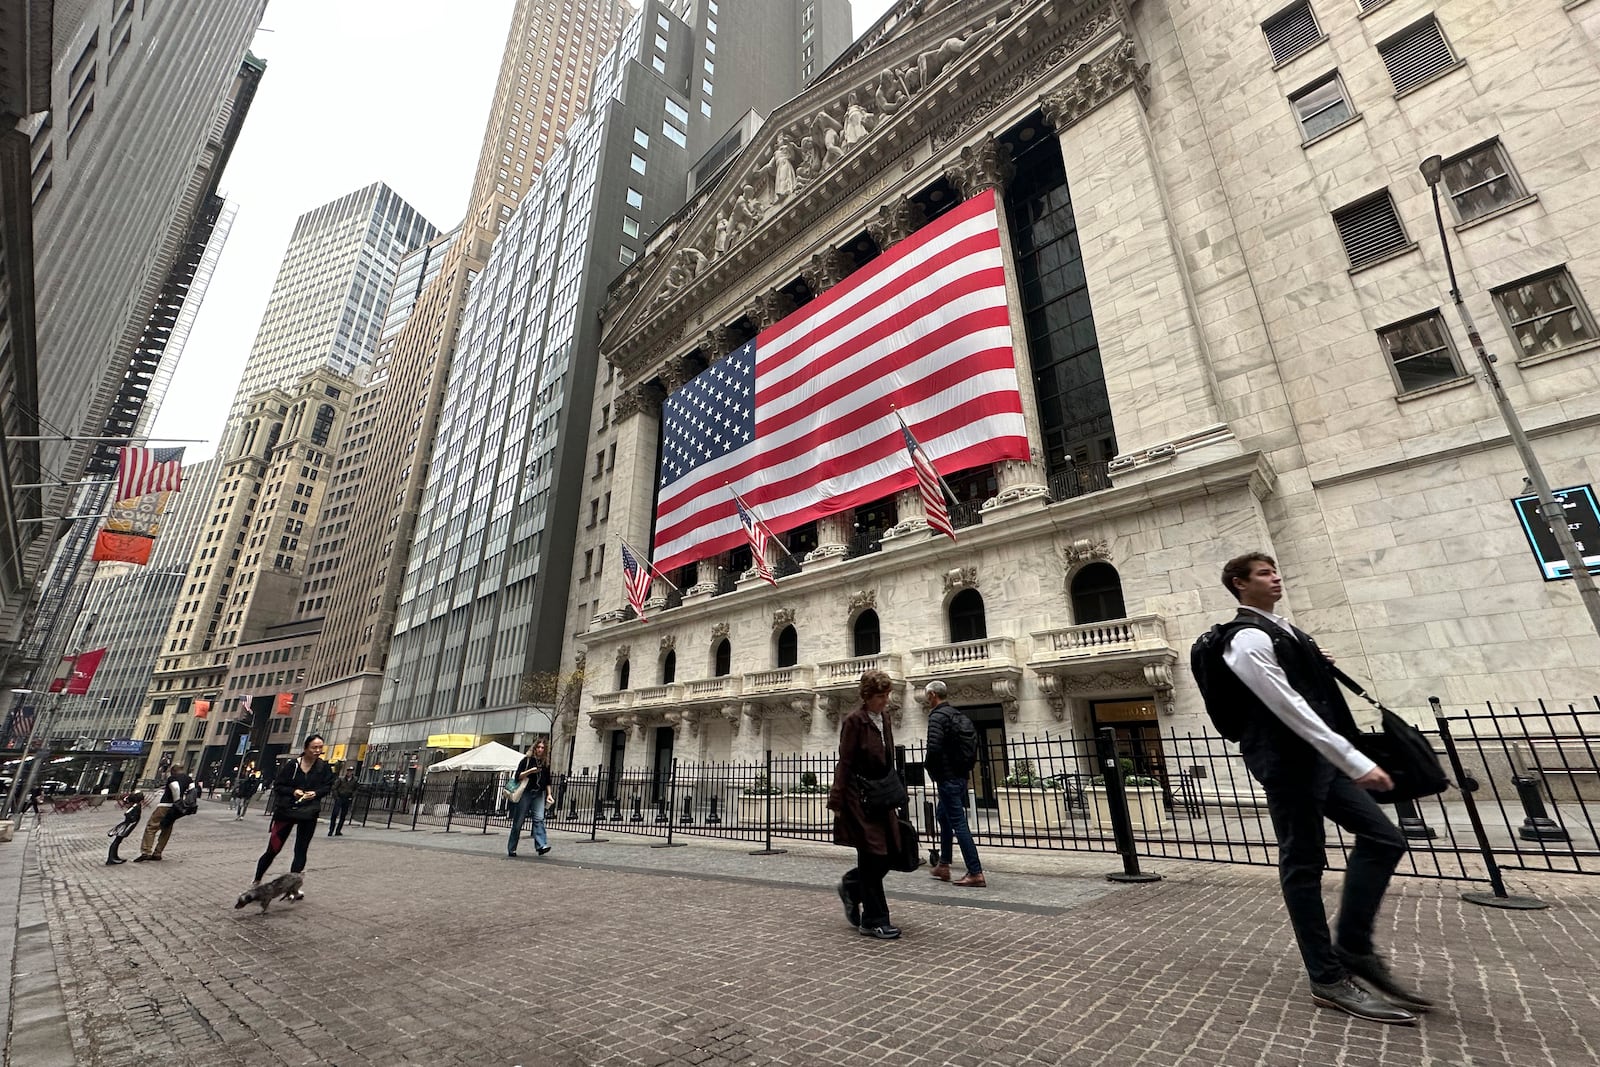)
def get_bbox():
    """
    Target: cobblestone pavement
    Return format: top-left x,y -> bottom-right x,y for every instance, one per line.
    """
6,800 -> 1599,1066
